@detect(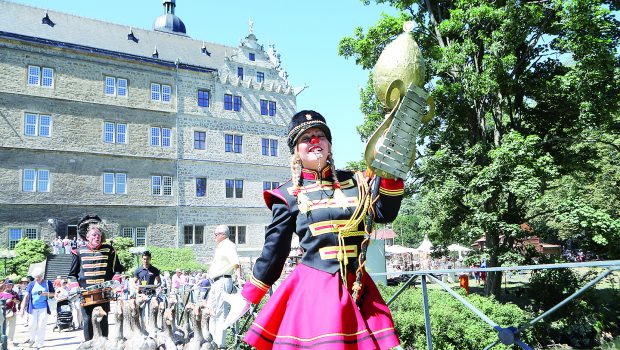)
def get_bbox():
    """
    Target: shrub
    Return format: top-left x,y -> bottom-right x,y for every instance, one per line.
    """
109,236 -> 135,272
9,238 -> 49,277
379,285 -> 538,349
527,268 -> 617,348
141,246 -> 207,274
